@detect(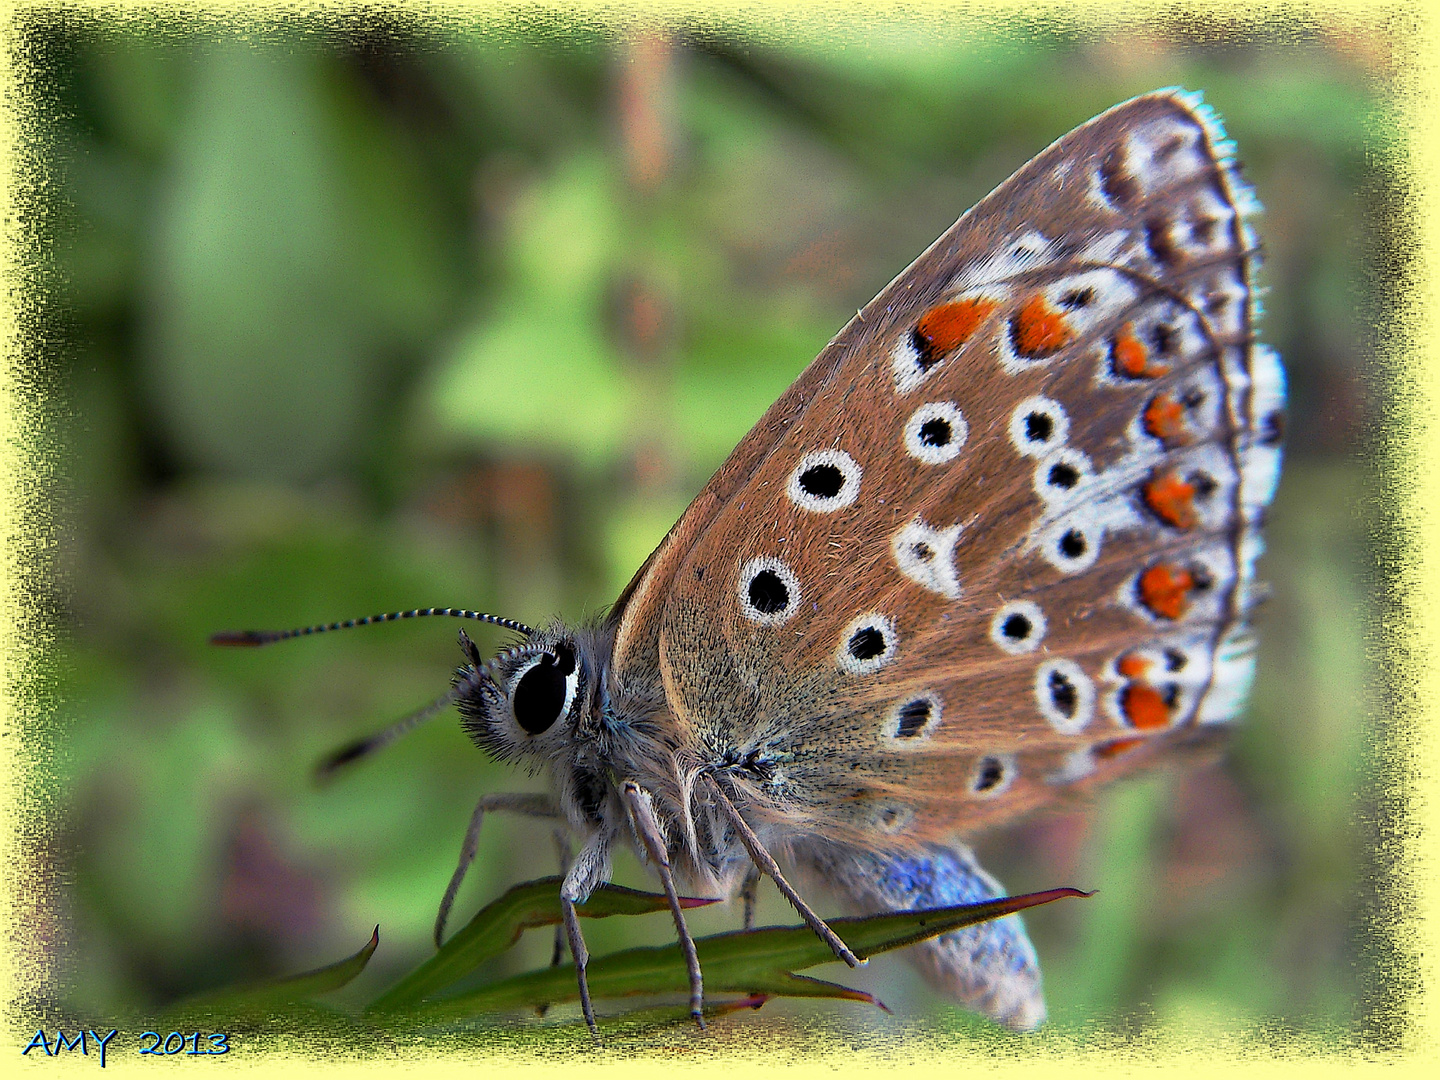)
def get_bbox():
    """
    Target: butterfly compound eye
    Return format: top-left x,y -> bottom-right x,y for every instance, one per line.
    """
511,644 -> 577,735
